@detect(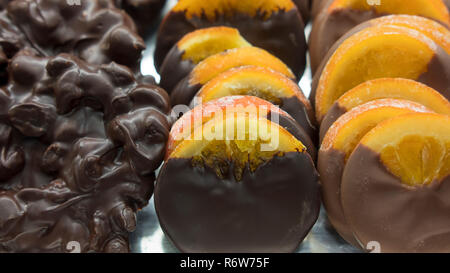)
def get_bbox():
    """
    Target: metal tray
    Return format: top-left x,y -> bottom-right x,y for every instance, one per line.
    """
129,0 -> 360,253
